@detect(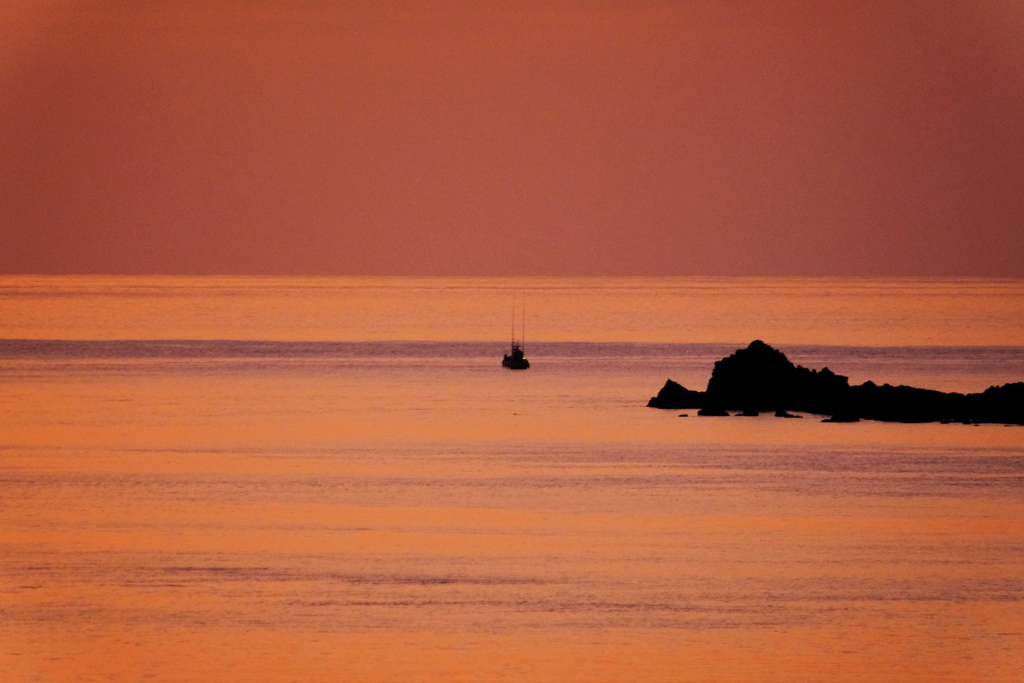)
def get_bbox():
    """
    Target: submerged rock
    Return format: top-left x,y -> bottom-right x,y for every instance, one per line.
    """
822,414 -> 860,423
697,407 -> 730,416
647,341 -> 1023,425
